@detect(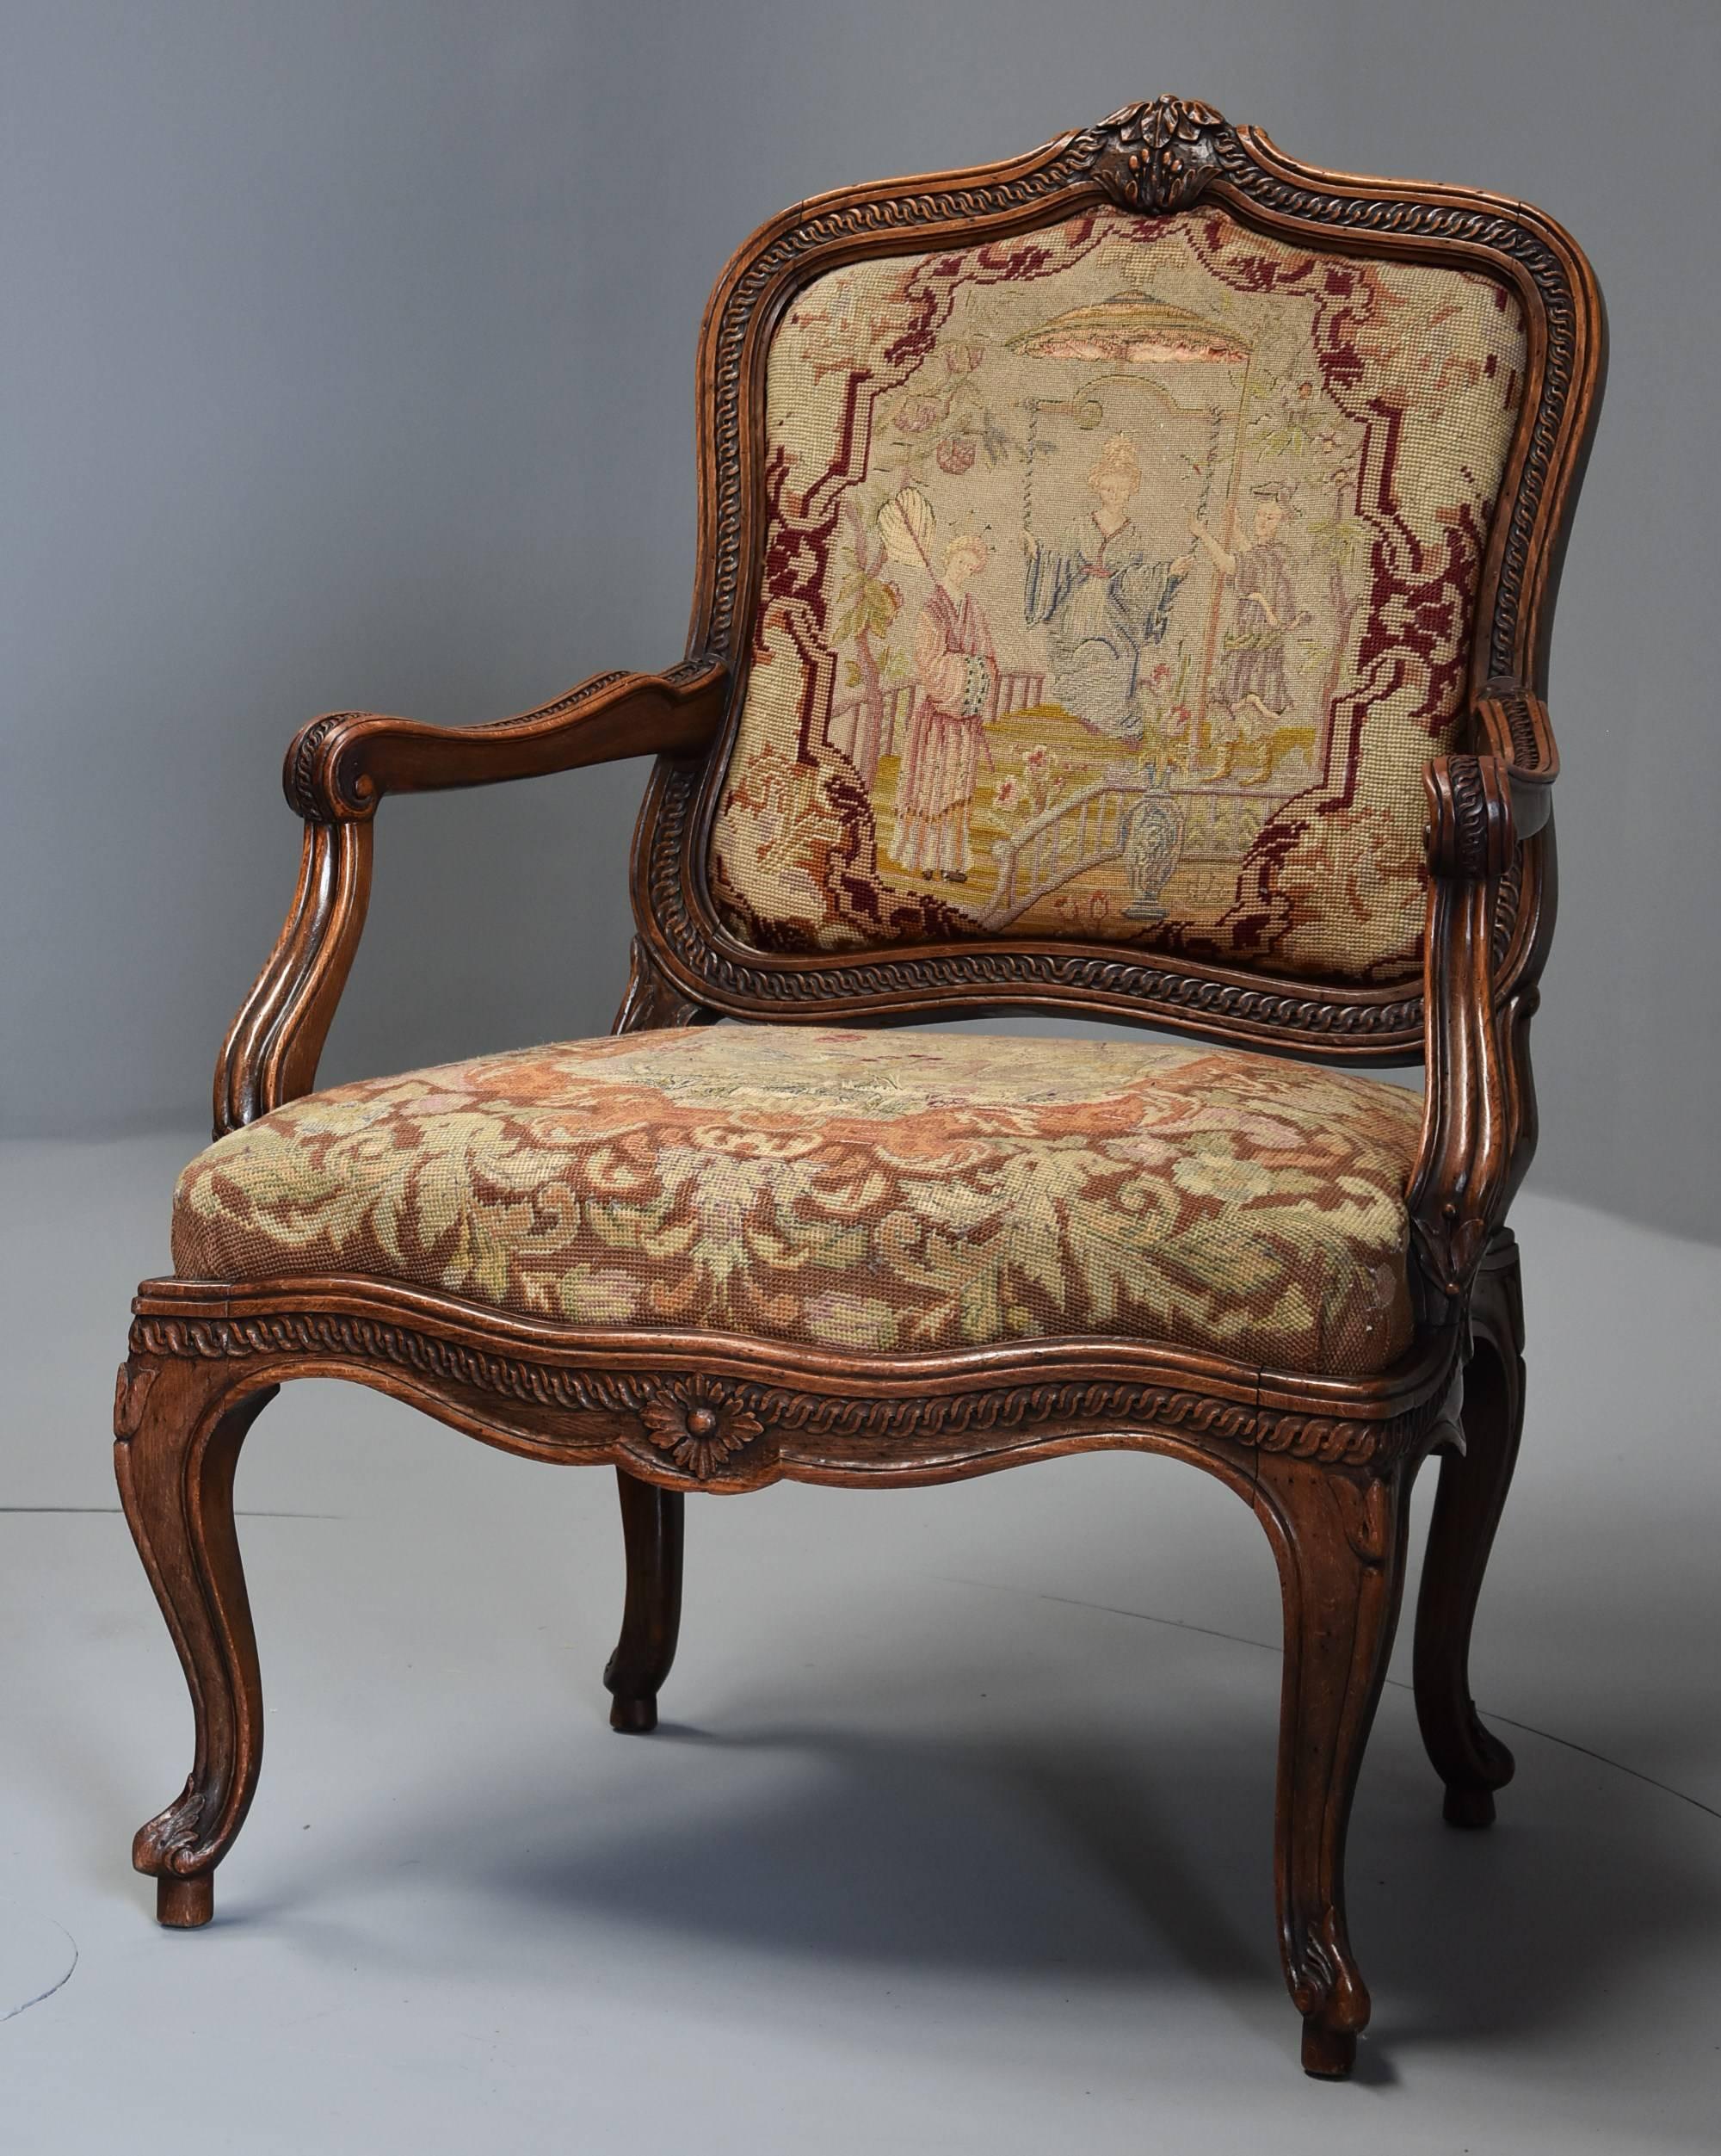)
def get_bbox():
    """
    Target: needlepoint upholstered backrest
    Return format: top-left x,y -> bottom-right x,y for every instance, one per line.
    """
713,207 -> 1522,981
634,101 -> 1600,1056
